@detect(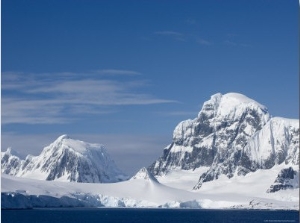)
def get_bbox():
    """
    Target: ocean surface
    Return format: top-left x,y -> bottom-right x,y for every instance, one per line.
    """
1,208 -> 299,223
